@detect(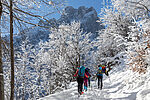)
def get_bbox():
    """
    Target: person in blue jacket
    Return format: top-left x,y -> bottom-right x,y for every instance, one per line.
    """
96,64 -> 108,89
